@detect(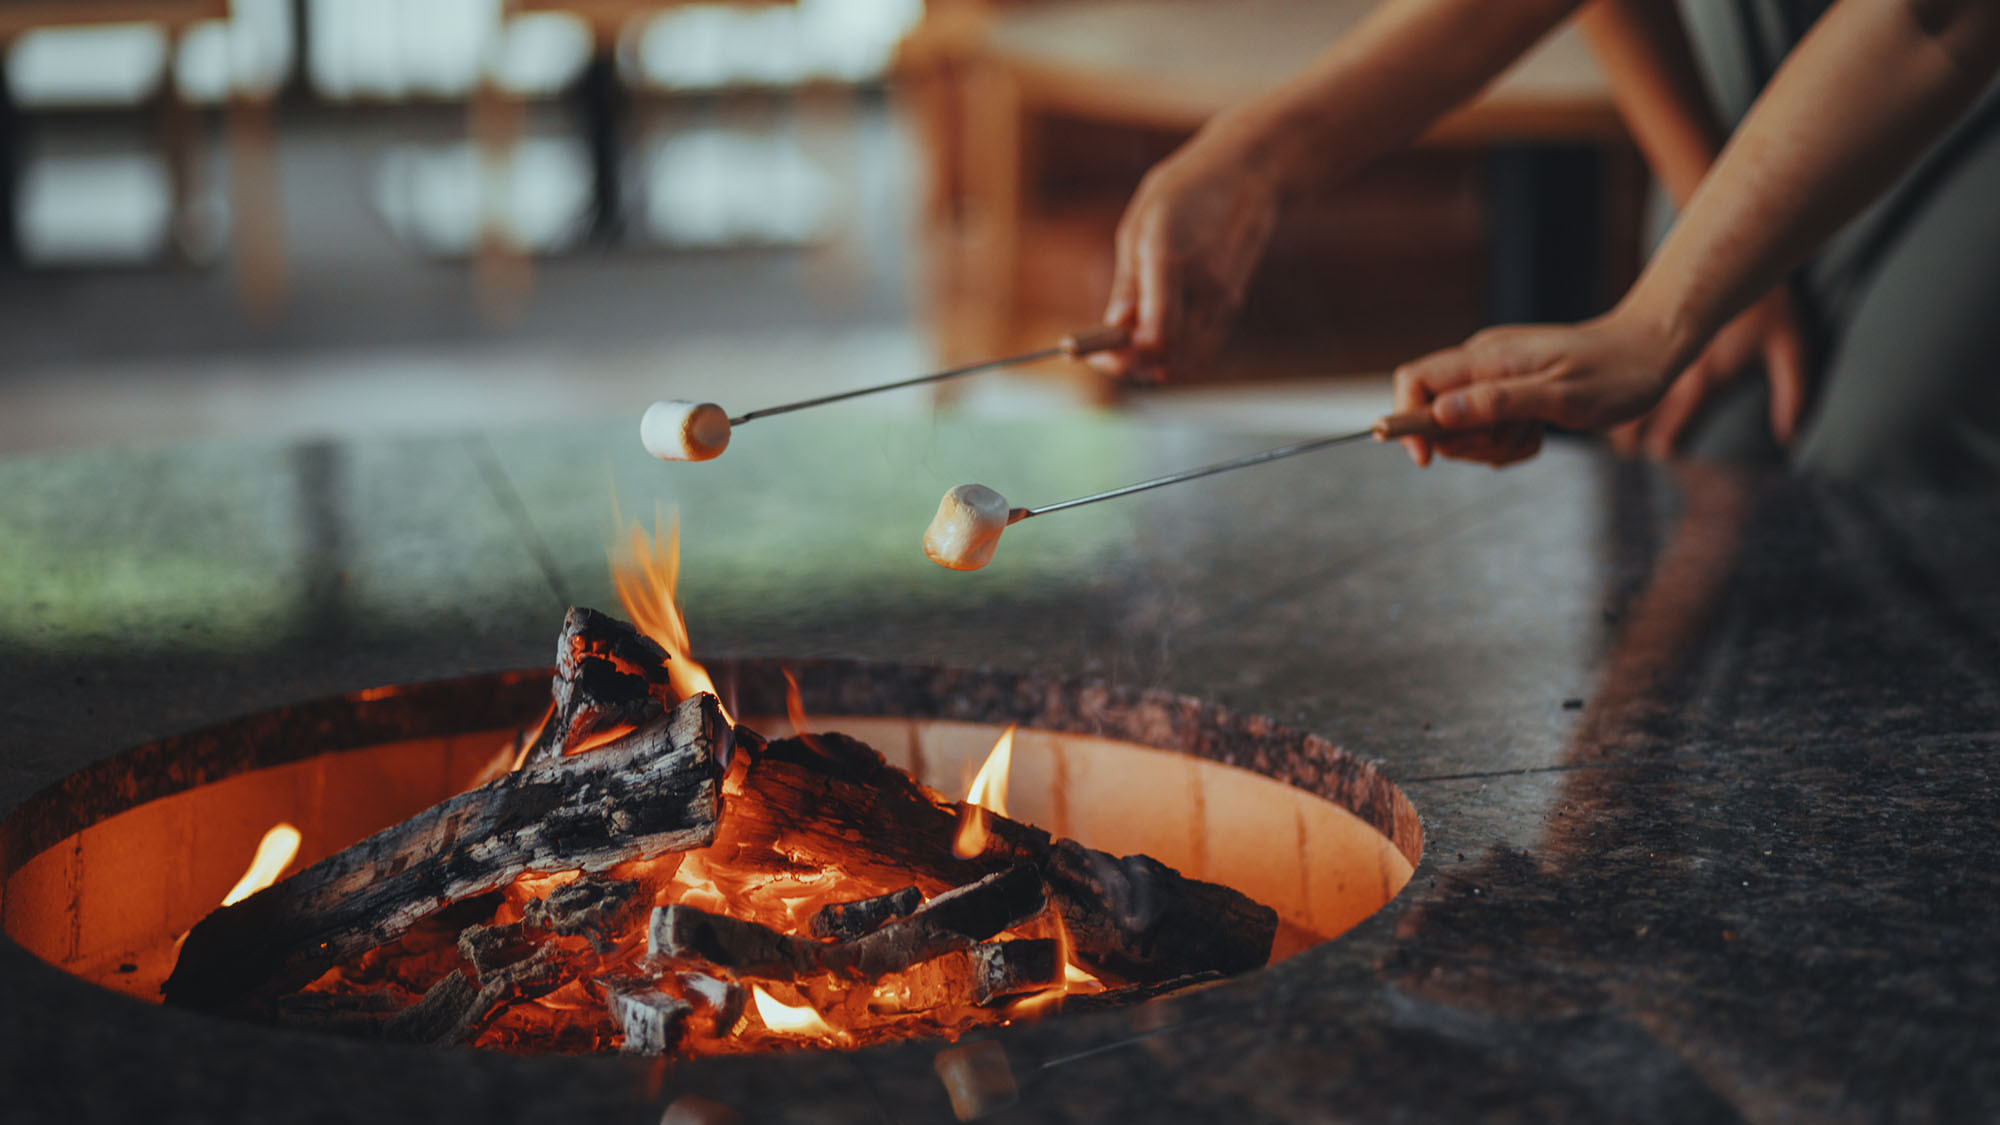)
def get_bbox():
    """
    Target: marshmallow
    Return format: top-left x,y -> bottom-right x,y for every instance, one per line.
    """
641,400 -> 732,462
924,484 -> 1011,571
